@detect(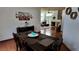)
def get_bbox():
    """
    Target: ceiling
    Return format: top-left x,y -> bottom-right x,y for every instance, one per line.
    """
41,7 -> 65,12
